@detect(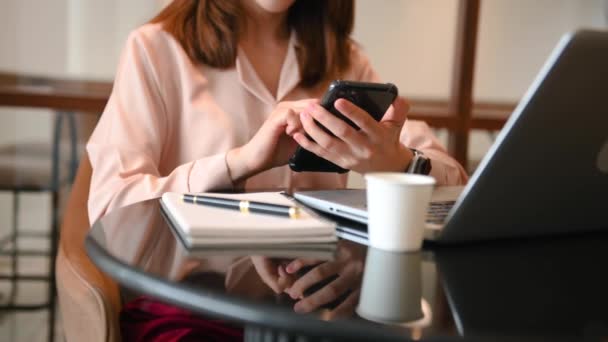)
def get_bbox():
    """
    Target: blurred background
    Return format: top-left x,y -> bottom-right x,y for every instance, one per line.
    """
0,0 -> 606,341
